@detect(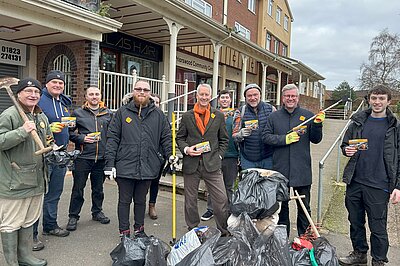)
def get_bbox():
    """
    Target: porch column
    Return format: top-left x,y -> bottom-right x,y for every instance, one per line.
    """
306,77 -> 310,96
298,73 -> 302,94
211,40 -> 222,107
164,18 -> 183,121
240,54 -> 248,104
261,63 -> 268,102
276,70 -> 282,108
